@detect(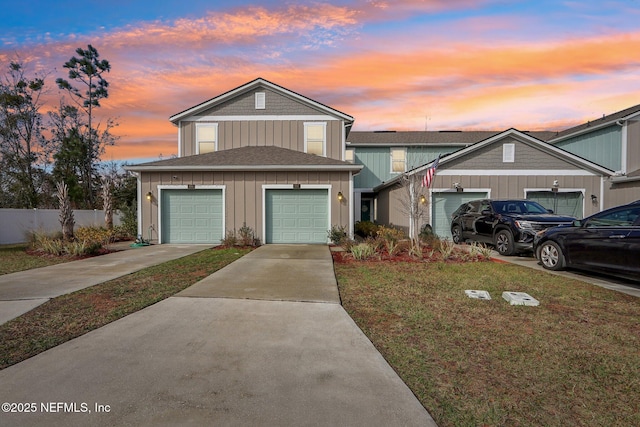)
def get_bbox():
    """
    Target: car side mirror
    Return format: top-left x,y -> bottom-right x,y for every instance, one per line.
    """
572,219 -> 582,227
546,209 -> 554,214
